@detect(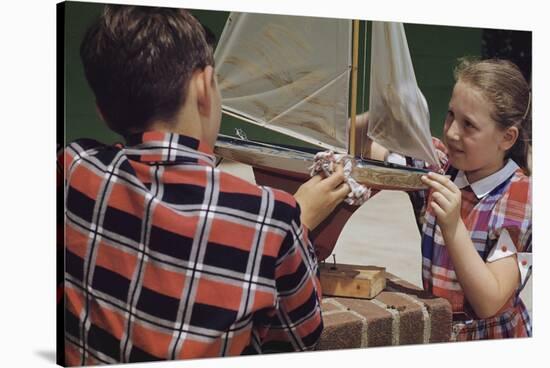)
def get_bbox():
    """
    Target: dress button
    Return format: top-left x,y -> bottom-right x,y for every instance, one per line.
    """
501,246 -> 508,252
521,259 -> 528,266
